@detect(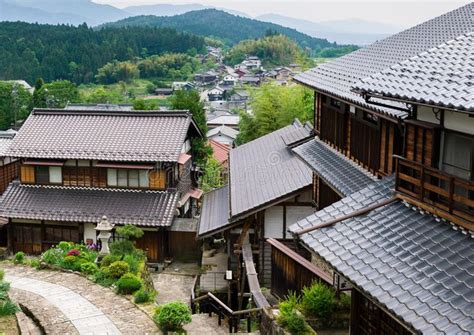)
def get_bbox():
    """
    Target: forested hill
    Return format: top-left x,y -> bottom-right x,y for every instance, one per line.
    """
0,22 -> 206,84
101,9 -> 340,53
